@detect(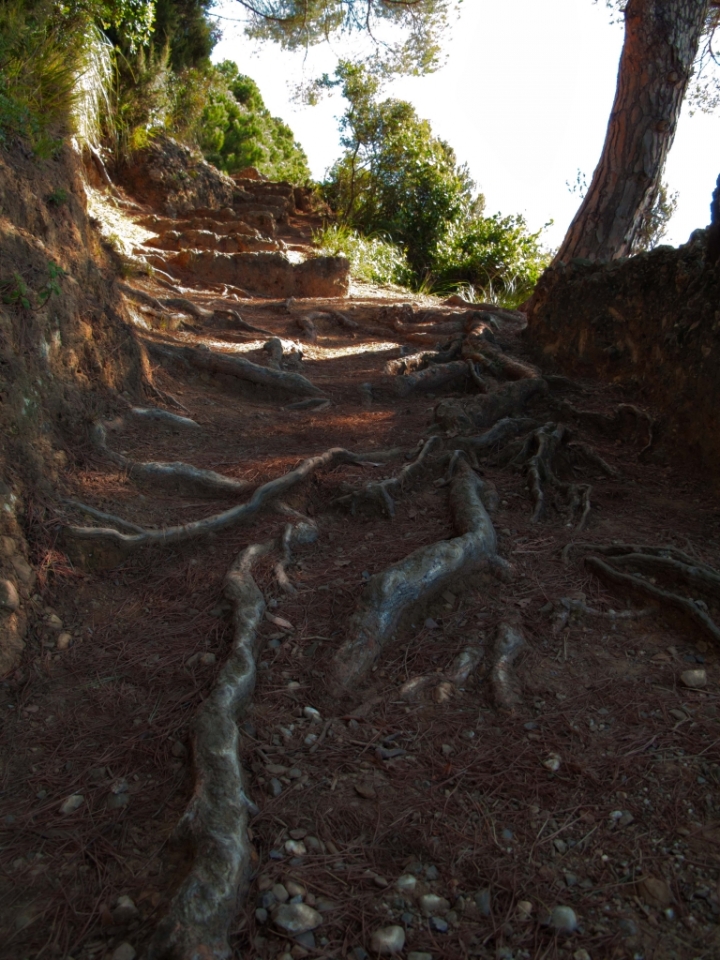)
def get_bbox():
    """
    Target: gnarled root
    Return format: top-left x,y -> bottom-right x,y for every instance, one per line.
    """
91,423 -> 253,499
145,340 -> 323,398
62,447 -> 364,570
452,418 -> 538,459
581,544 -> 720,645
435,378 -> 548,434
395,360 -> 471,396
127,406 -> 201,430
147,523 -> 314,960
330,456 -> 510,692
491,622 -> 527,713
333,437 -> 441,518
